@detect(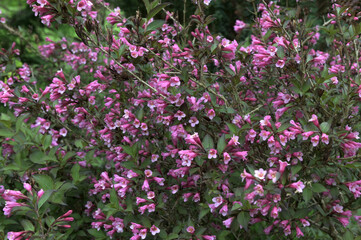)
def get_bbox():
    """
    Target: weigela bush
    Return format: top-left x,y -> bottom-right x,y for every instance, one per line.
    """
1,0 -> 361,239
